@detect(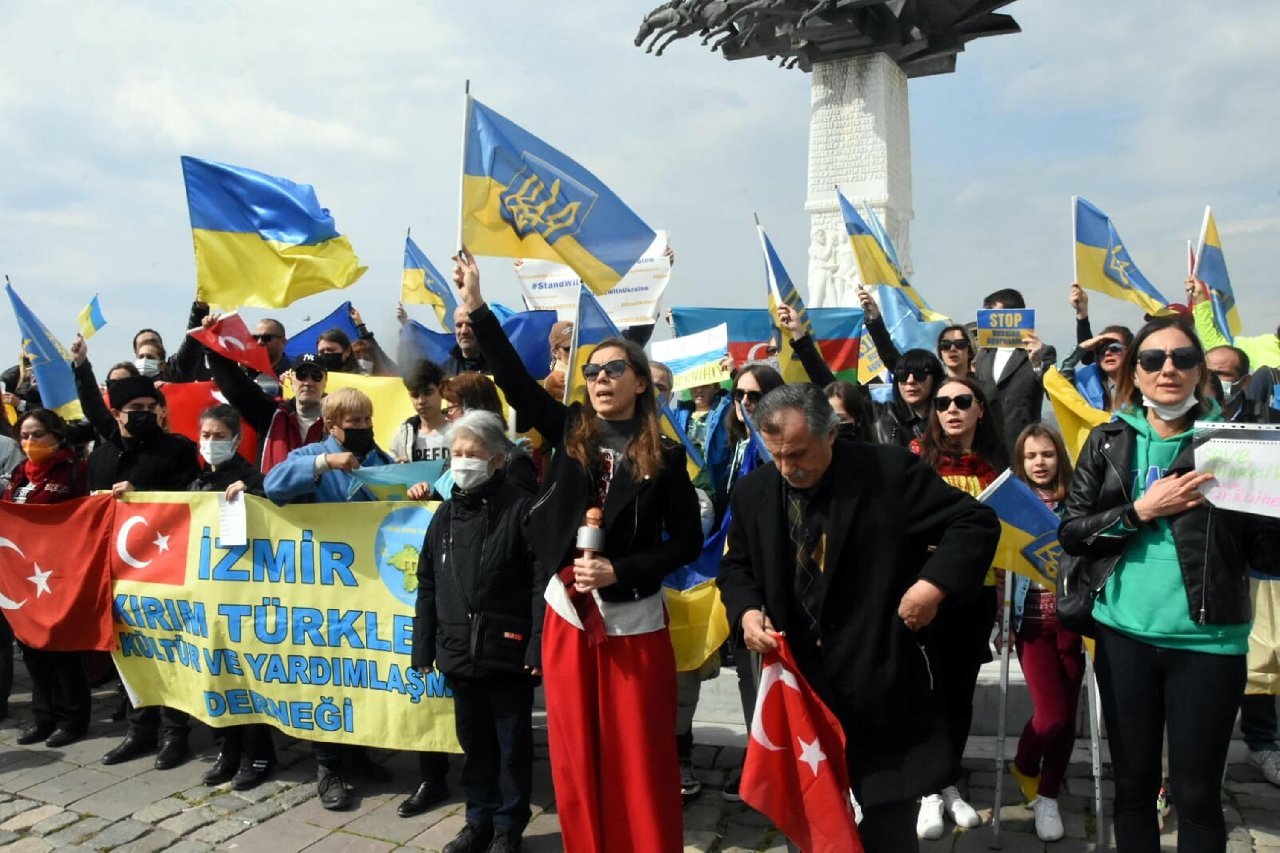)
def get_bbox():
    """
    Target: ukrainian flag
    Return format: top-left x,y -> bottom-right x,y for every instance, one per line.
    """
659,404 -> 707,485
837,189 -> 945,321
759,224 -> 812,384
1193,207 -> 1240,342
1073,196 -> 1170,316
182,156 -> 366,309
564,285 -> 621,405
664,511 -> 731,672
77,294 -> 106,340
461,98 -> 655,296
402,234 -> 457,328
977,470 -> 1064,591
4,285 -> 82,420
1043,366 -> 1111,463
